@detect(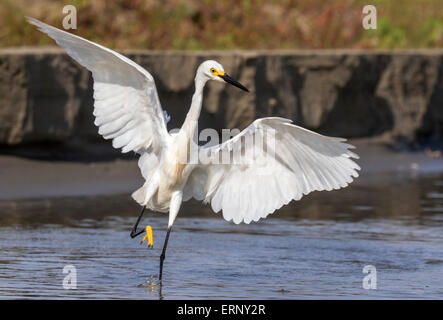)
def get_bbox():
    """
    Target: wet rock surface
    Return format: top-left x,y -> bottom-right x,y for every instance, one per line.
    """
1,48 -> 442,159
